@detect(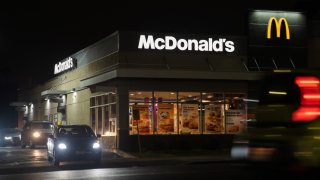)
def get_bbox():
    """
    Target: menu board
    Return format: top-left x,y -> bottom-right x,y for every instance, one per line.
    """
226,110 -> 245,134
180,104 -> 199,134
204,105 -> 224,133
130,105 -> 151,134
157,104 -> 174,134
